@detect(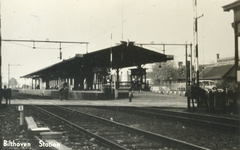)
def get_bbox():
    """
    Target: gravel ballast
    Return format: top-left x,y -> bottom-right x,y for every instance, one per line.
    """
1,105 -> 239,150
68,106 -> 240,150
0,106 -> 36,150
